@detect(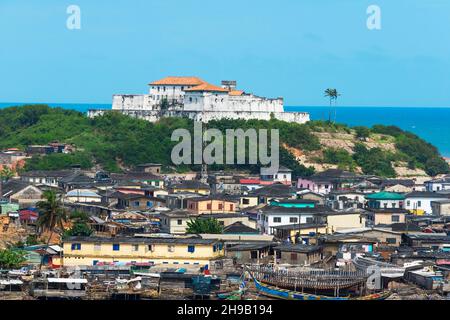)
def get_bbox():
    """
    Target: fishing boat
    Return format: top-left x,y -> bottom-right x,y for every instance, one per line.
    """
245,268 -> 390,301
